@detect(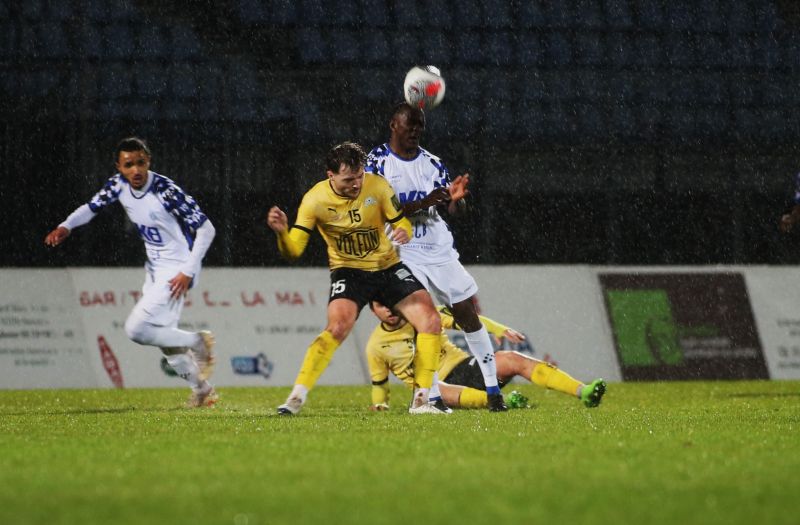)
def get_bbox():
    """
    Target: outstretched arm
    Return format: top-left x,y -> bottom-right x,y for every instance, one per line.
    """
44,203 -> 98,247
267,206 -> 311,260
